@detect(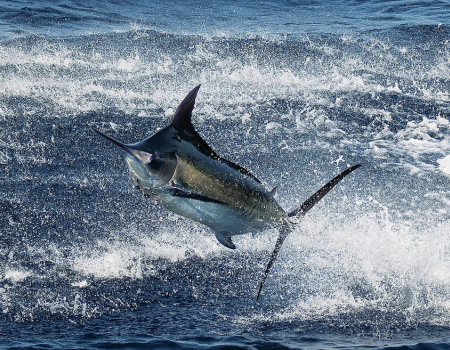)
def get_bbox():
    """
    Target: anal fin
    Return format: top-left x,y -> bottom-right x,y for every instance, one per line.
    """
215,231 -> 236,249
270,186 -> 278,197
